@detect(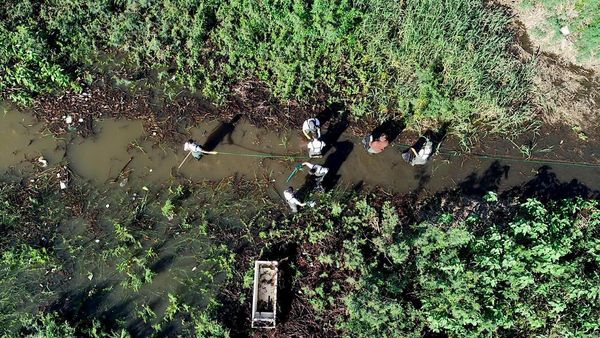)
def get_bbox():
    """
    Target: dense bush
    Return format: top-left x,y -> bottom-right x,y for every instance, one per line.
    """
336,197 -> 600,336
0,0 -> 532,139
